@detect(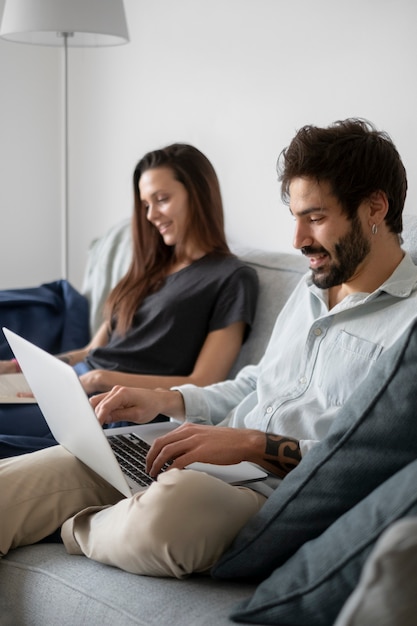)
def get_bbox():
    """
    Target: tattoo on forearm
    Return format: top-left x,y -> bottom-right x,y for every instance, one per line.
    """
264,434 -> 301,477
